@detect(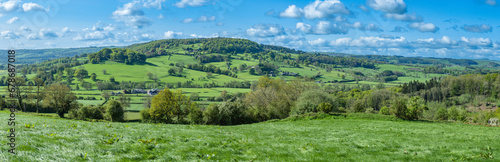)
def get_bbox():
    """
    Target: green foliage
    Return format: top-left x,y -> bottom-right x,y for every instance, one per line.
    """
147,88 -> 192,123
317,102 -> 334,113
379,106 -> 390,115
291,89 -> 337,115
203,100 -> 251,125
75,105 -> 104,120
105,100 -> 124,122
88,48 -> 146,64
43,83 -> 78,118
